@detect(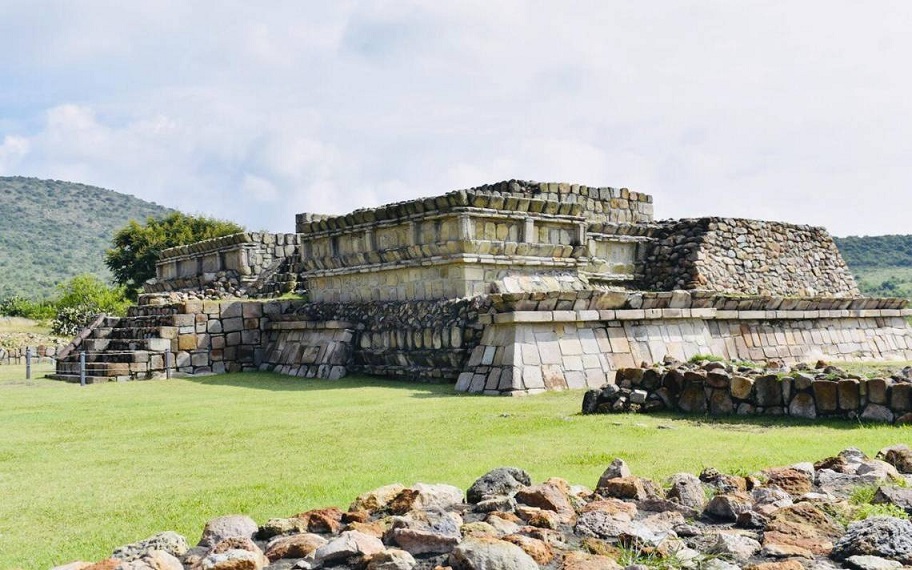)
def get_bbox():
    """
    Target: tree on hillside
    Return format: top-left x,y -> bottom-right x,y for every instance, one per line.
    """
106,212 -> 244,297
